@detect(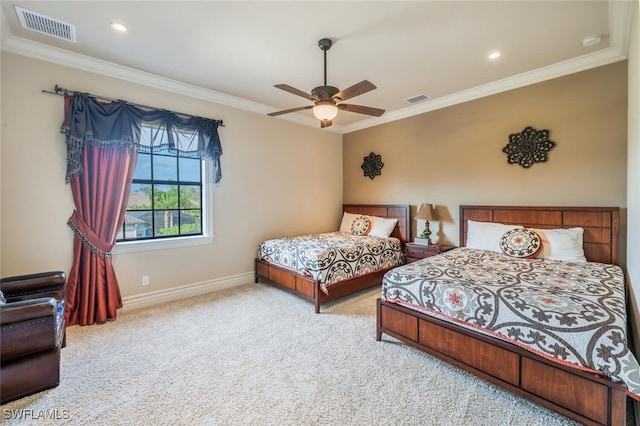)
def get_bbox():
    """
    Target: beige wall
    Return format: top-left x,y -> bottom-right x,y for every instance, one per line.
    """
2,35 -> 635,330
344,62 -> 628,250
626,3 -> 640,353
0,52 -> 343,301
